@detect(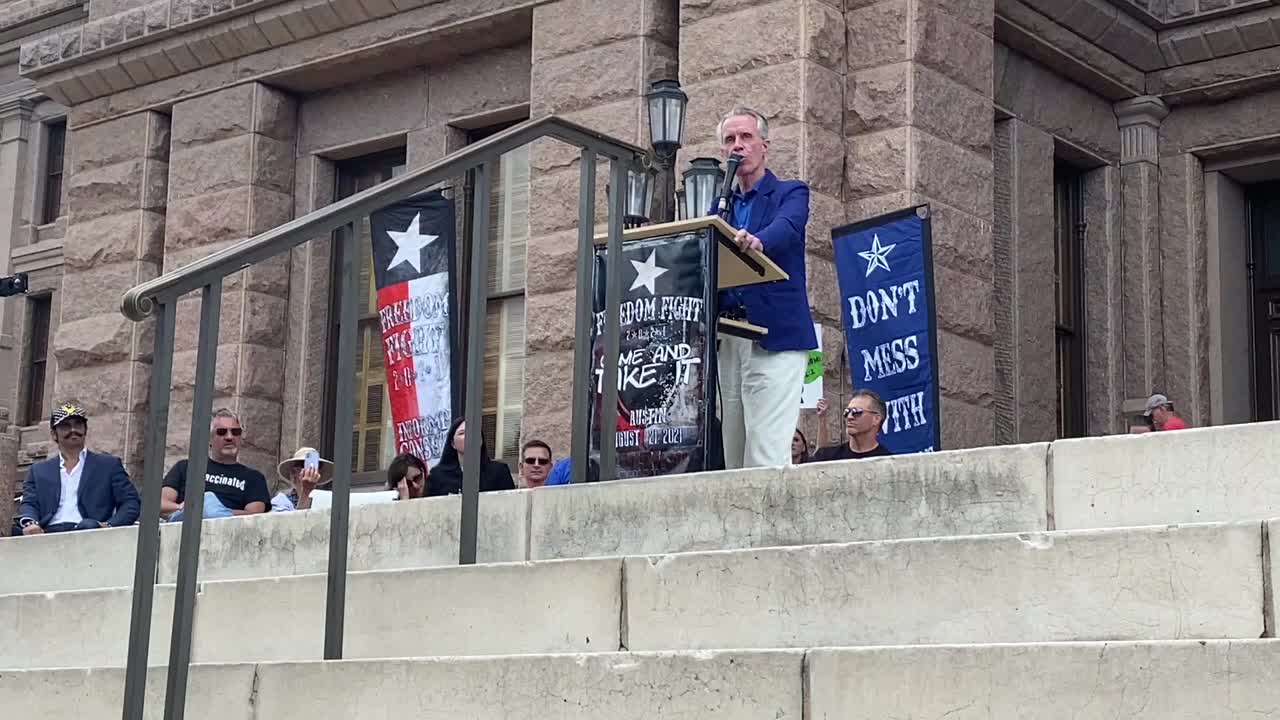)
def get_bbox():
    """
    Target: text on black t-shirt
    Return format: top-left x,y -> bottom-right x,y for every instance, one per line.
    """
162,459 -> 271,511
